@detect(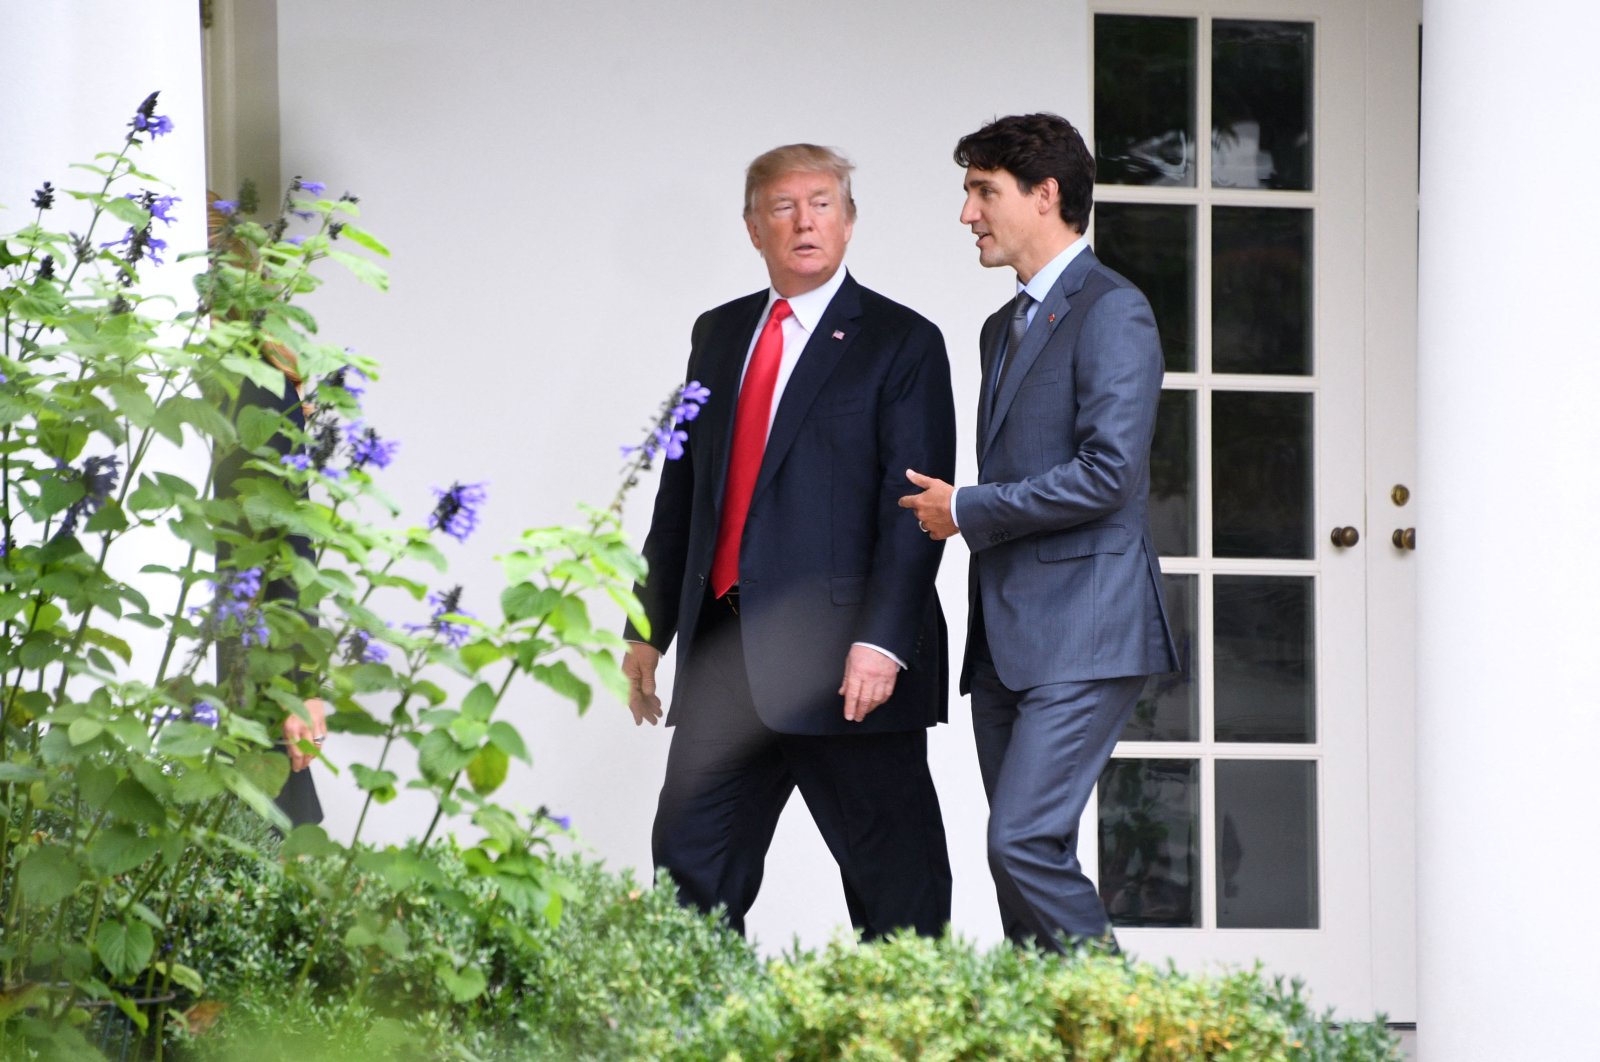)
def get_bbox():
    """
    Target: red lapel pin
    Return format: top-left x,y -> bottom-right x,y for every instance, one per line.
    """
832,330 -> 846,340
